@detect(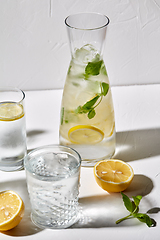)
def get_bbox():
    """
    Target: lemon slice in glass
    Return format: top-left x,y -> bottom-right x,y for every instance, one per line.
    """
68,125 -> 104,144
0,102 -> 24,121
